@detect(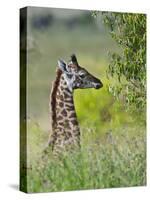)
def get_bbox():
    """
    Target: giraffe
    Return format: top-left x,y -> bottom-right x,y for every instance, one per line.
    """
48,54 -> 103,154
